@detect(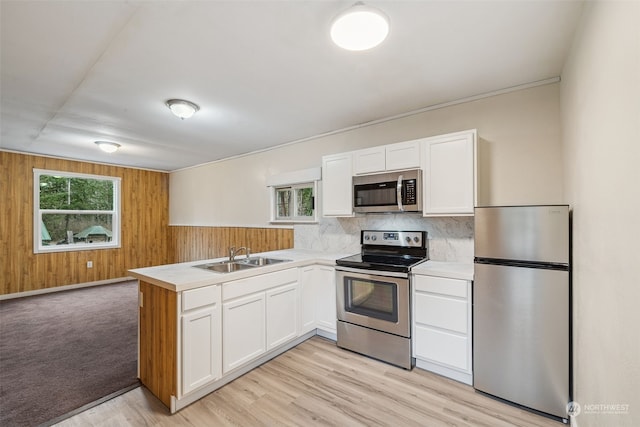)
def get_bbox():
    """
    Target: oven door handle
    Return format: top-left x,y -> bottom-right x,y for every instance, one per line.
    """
397,174 -> 404,212
335,265 -> 409,279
